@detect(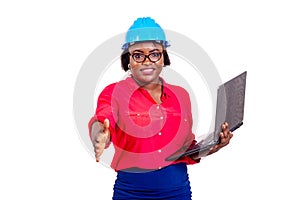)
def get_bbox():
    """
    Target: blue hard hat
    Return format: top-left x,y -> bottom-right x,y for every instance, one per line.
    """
122,17 -> 170,49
